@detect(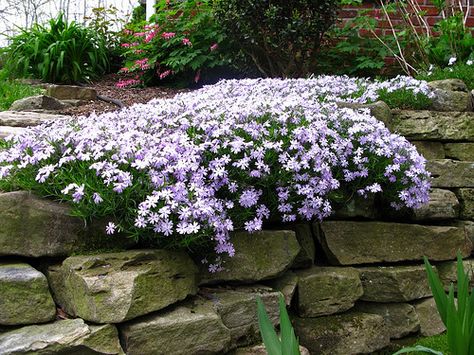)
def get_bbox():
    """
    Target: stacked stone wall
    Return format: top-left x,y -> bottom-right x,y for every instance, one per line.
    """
0,78 -> 473,354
